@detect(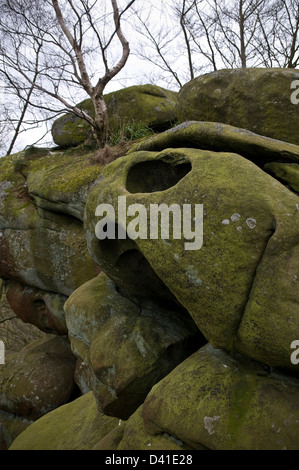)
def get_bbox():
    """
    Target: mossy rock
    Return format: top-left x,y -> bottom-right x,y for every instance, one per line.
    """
5,279 -> 68,335
105,84 -> 178,133
176,68 -> 299,145
85,137 -> 299,371
23,146 -> 51,159
0,410 -> 33,450
0,336 -> 76,421
0,149 -> 101,307
24,147 -> 103,221
51,84 -> 178,148
129,121 -> 299,166
114,405 -> 194,451
64,272 -> 201,419
0,287 -> 48,352
10,344 -> 299,450
264,162 -> 299,193
51,101 -> 94,148
142,344 -> 299,450
9,391 -> 120,450
1,218 -> 99,298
